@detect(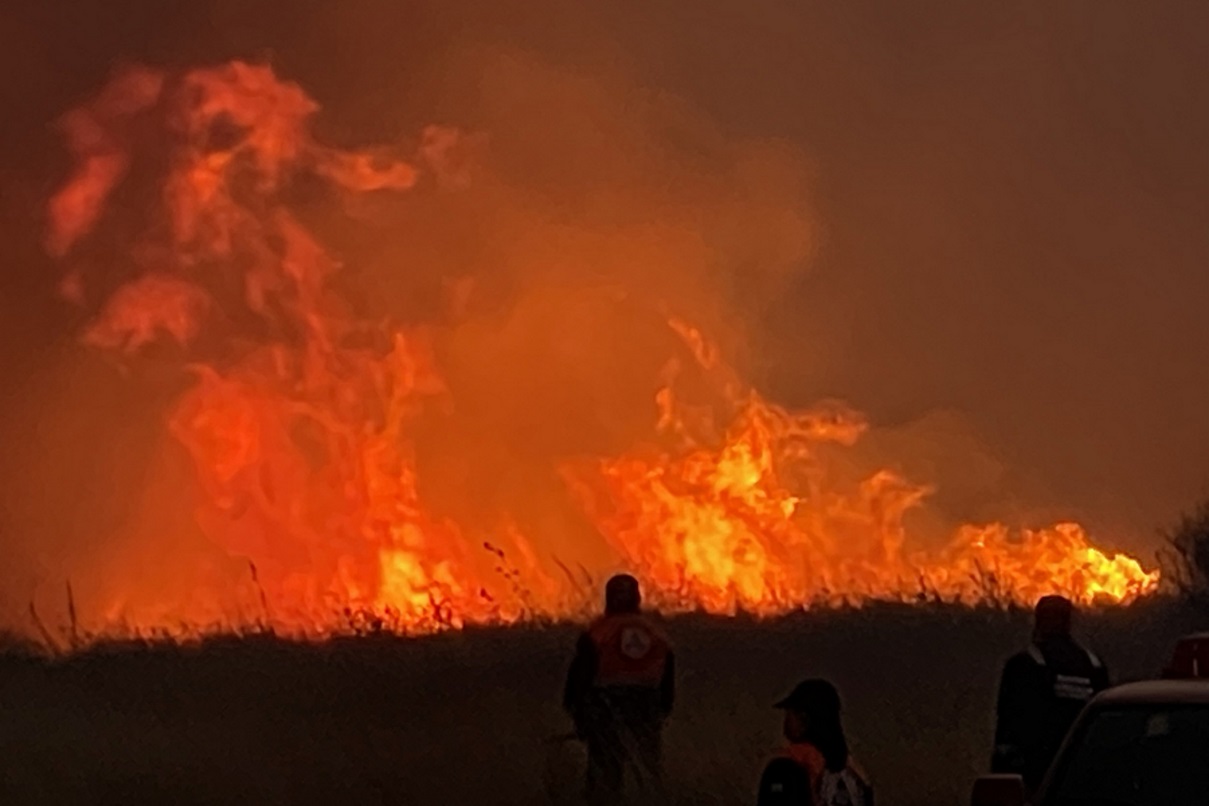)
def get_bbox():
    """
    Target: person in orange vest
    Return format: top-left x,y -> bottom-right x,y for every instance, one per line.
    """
757,678 -> 873,806
562,573 -> 675,805
991,594 -> 1111,792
